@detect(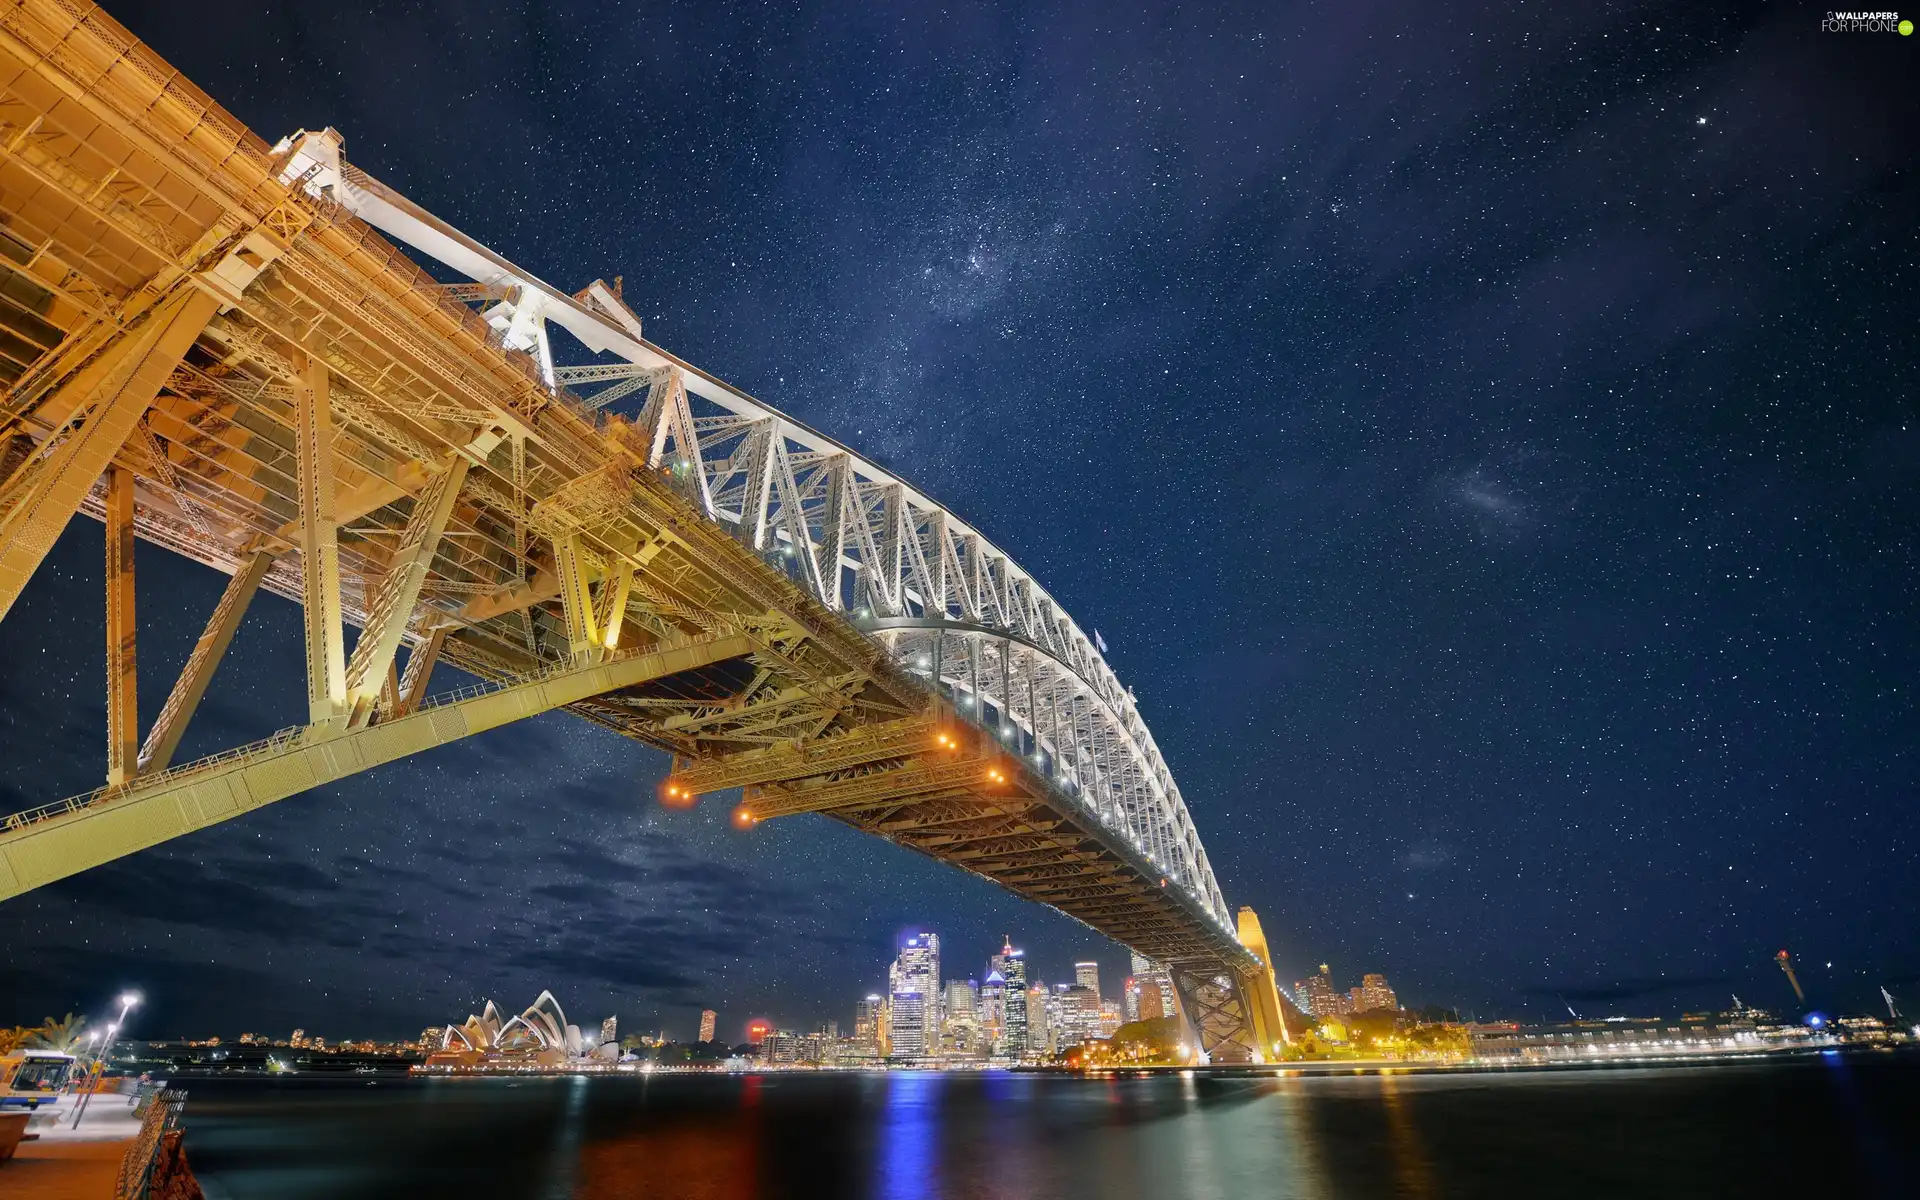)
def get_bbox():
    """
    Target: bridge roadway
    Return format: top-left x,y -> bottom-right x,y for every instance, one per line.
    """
0,0 -> 1293,1061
